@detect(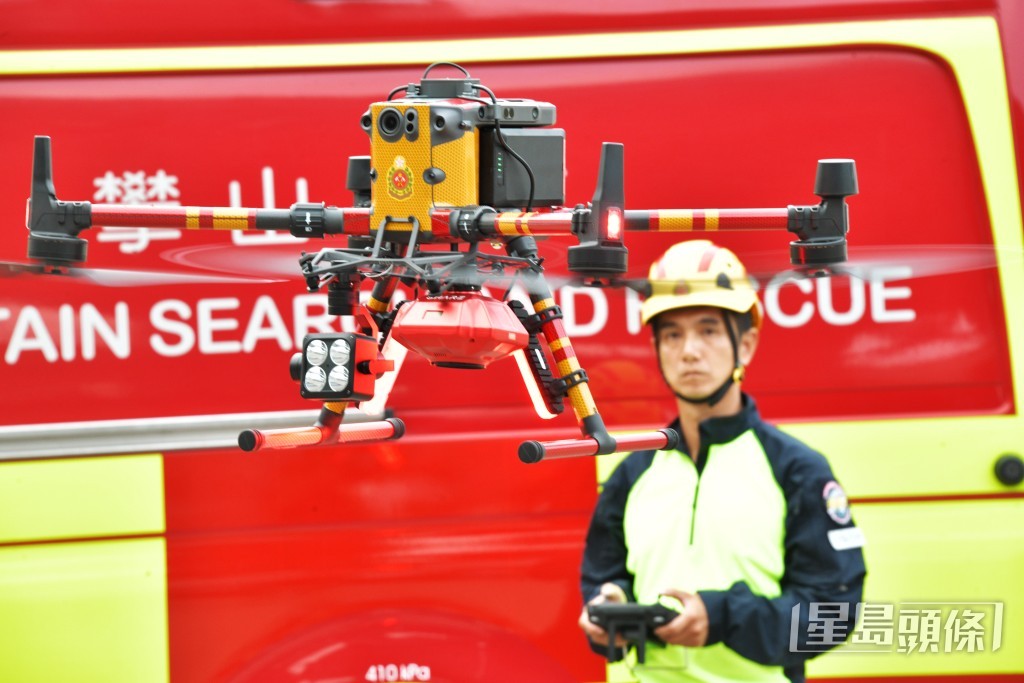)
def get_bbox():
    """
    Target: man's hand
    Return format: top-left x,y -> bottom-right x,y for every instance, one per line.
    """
578,582 -> 628,647
653,589 -> 709,647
